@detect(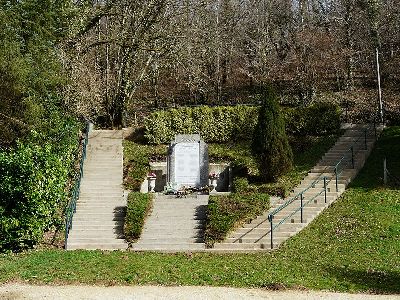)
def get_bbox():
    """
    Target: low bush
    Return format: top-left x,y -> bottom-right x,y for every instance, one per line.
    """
144,103 -> 341,144
204,193 -> 270,247
0,120 -> 80,252
124,192 -> 153,242
123,141 -> 167,191
232,177 -> 249,193
283,102 -> 341,136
